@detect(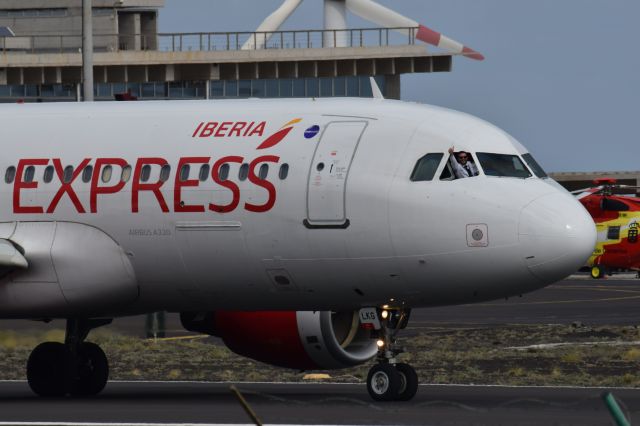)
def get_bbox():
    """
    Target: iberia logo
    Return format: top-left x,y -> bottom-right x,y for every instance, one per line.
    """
192,118 -> 306,150
256,118 -> 301,150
